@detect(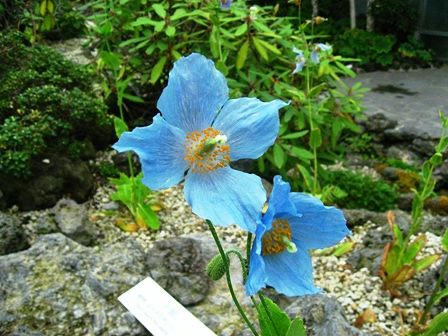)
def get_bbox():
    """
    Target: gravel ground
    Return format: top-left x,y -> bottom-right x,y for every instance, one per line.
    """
19,173 -> 447,336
